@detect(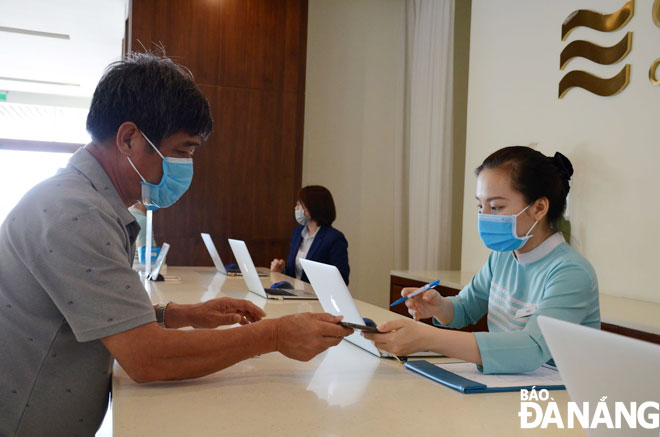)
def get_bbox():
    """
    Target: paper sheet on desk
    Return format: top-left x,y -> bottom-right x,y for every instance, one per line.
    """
433,362 -> 562,388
